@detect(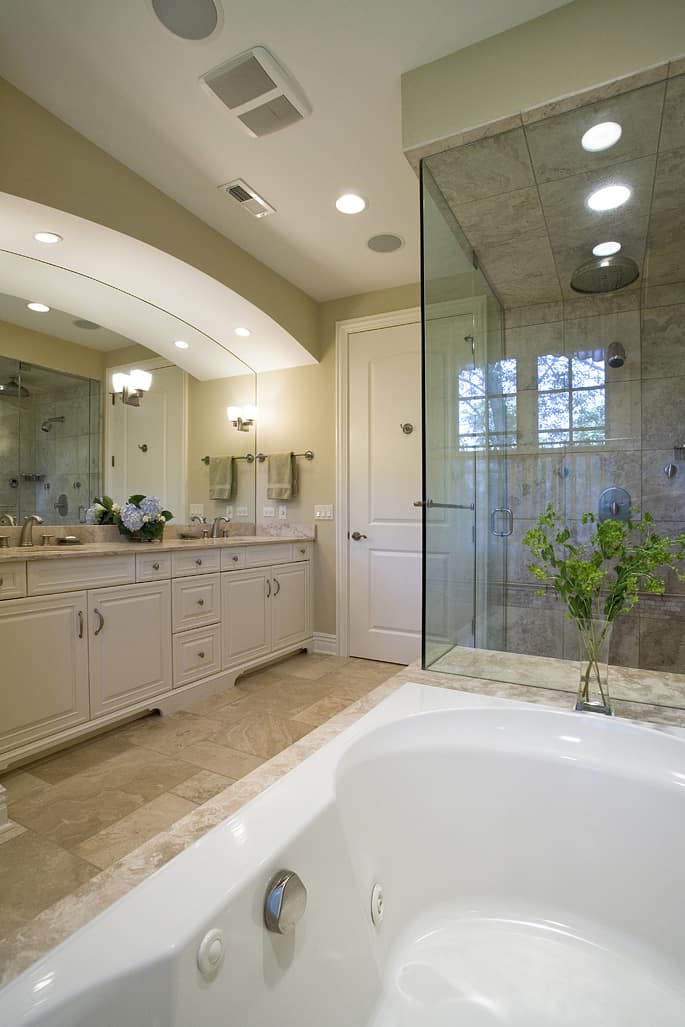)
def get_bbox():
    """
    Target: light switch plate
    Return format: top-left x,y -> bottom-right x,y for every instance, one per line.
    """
236,506 -> 248,518
278,505 -> 287,520
314,504 -> 334,520
263,506 -> 275,518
